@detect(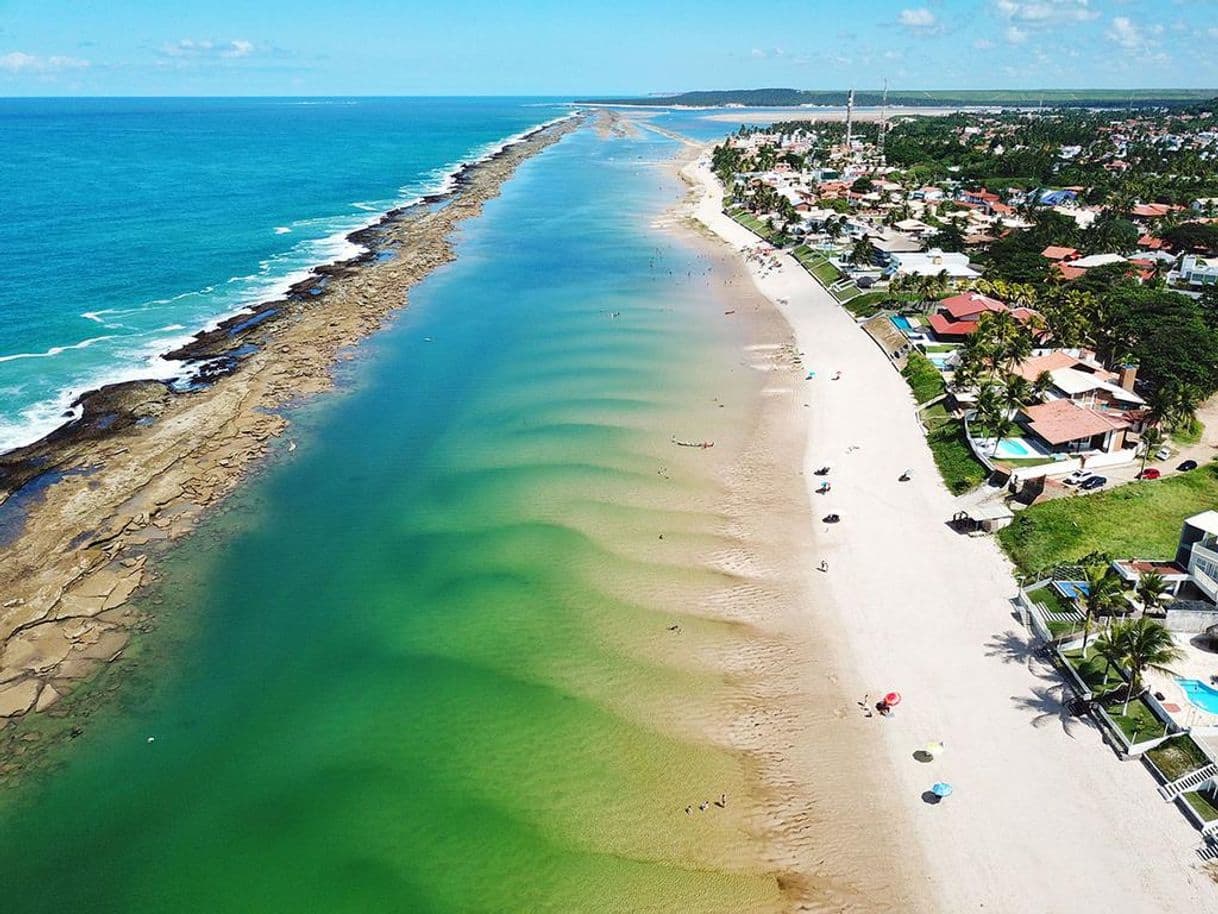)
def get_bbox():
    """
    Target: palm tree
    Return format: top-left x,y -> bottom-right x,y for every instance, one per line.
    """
1092,629 -> 1128,692
1138,426 -> 1165,475
1135,571 -> 1169,614
1110,617 -> 1183,716
1079,562 -> 1124,653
